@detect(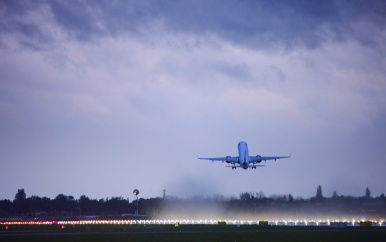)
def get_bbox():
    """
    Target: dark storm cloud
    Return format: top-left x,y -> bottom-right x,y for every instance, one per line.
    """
48,1 -> 104,40
1,0 -> 385,201
57,0 -> 386,49
2,0 -> 385,50
0,1 -> 51,50
155,0 -> 341,49
0,0 -> 161,45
